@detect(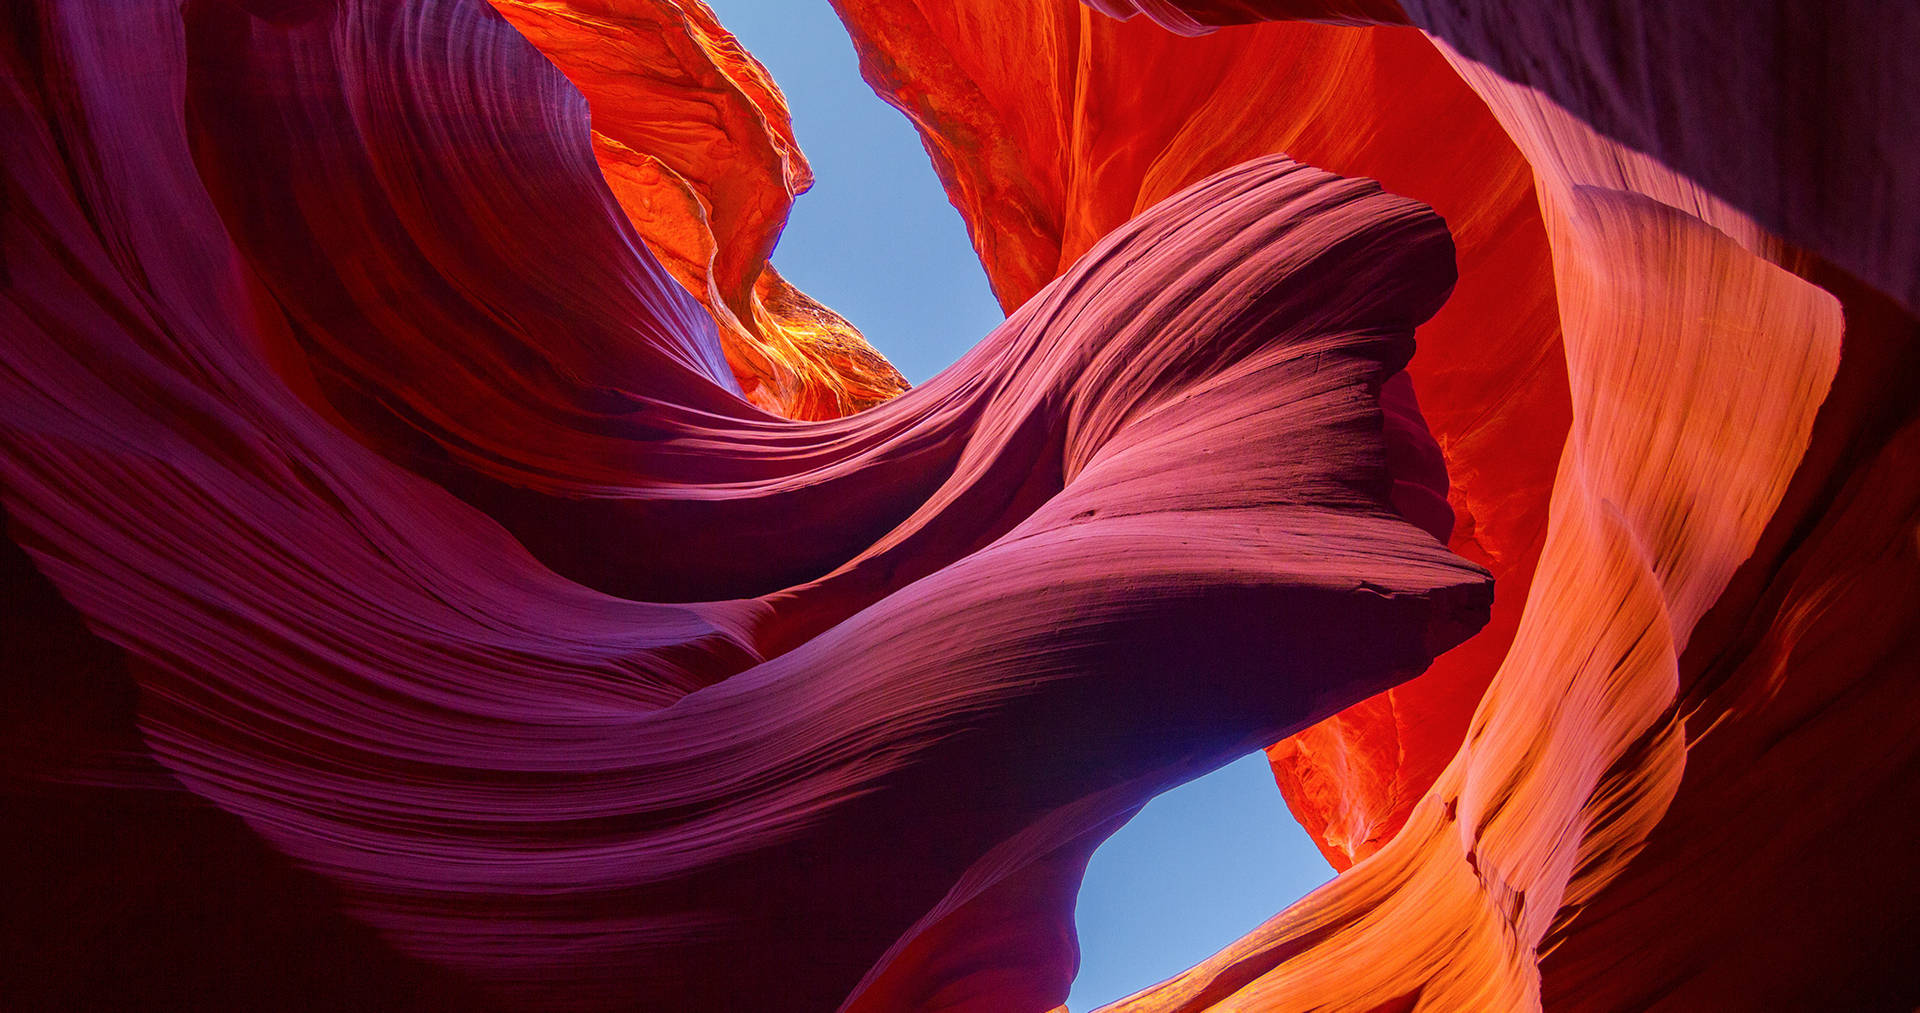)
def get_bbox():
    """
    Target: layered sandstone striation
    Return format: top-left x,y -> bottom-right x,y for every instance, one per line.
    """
830,0 -> 1567,869
3,0 -> 1915,1010
1,2 -> 1486,1009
